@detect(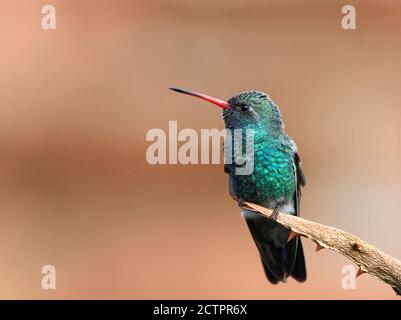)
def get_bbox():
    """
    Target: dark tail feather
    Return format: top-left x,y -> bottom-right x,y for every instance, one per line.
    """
244,211 -> 306,283
289,238 -> 307,282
